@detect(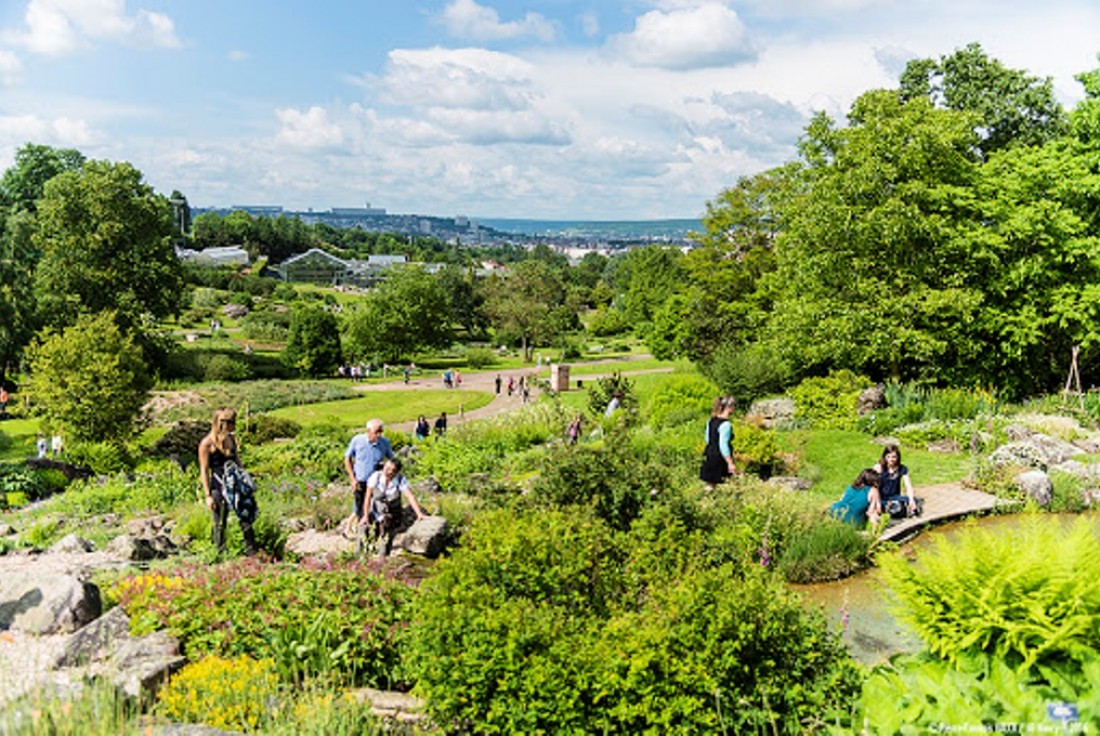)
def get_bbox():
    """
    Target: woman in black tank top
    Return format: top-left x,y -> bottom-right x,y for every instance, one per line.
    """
198,408 -> 256,555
